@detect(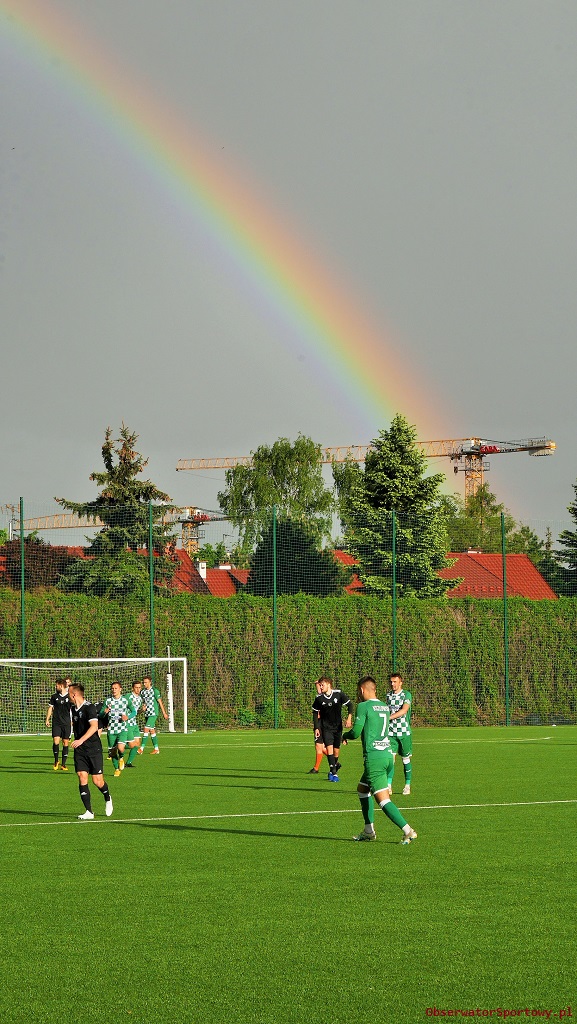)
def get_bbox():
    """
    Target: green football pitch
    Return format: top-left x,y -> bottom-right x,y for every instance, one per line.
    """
1,727 -> 575,1024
